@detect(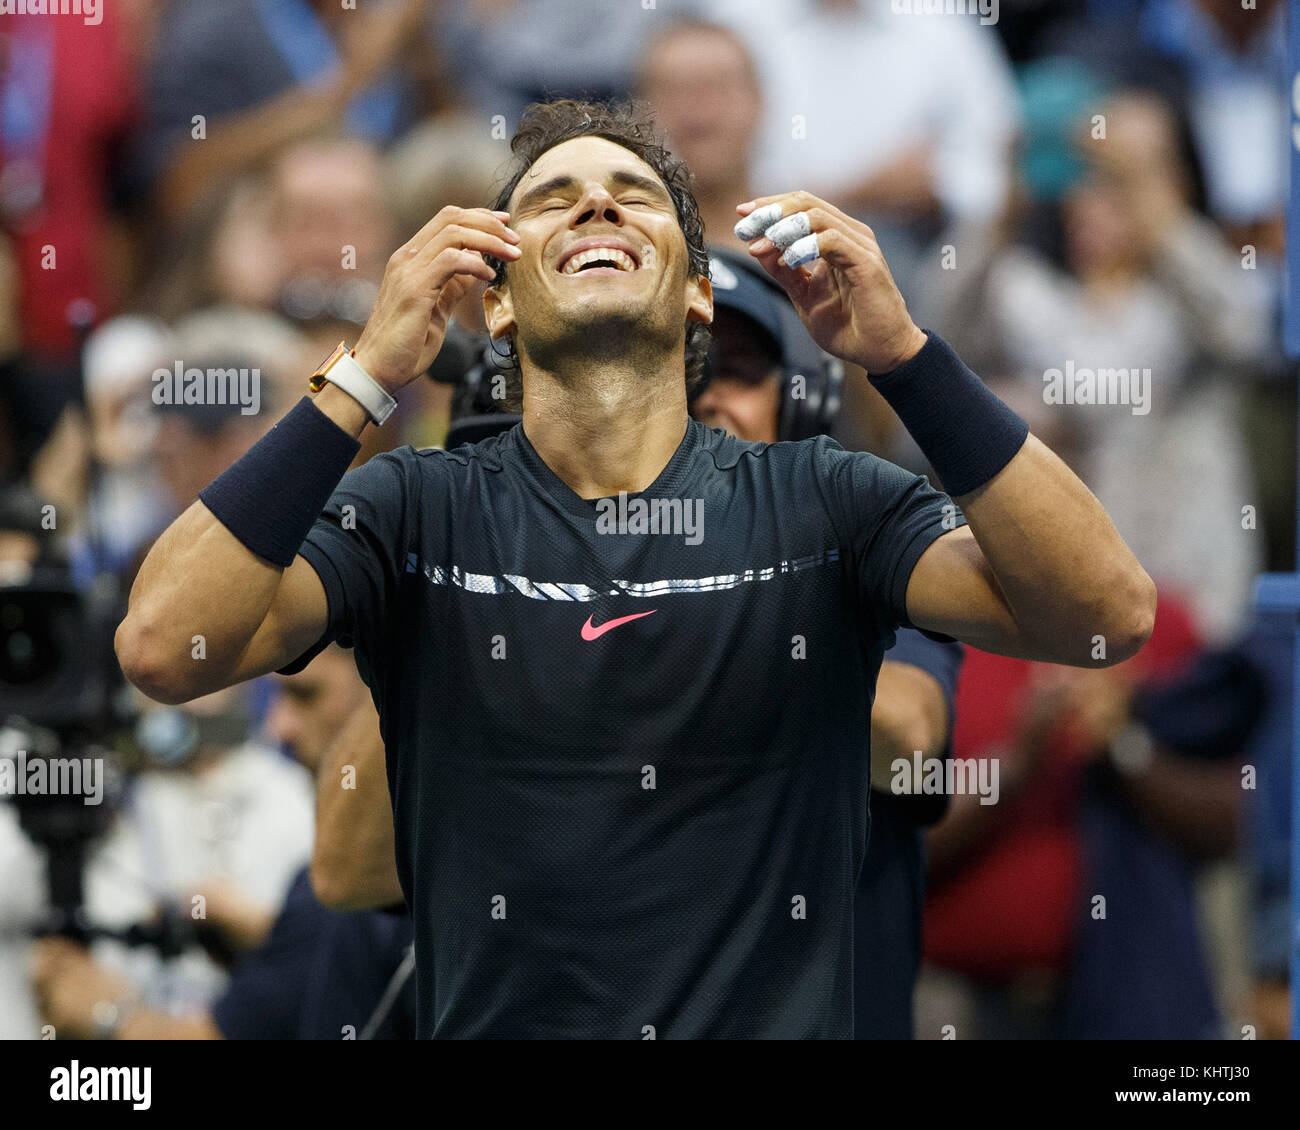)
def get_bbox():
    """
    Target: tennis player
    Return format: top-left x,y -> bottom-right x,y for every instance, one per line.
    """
117,100 -> 1155,1038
